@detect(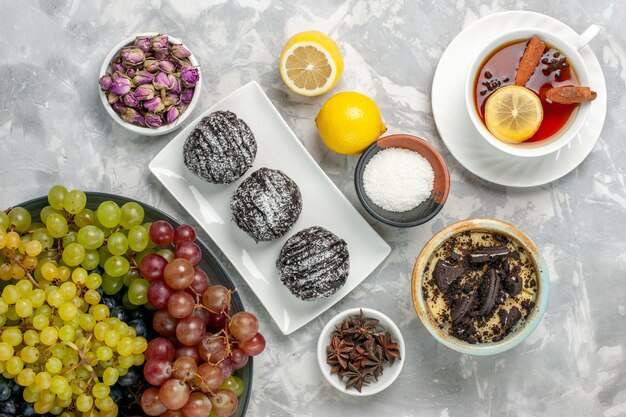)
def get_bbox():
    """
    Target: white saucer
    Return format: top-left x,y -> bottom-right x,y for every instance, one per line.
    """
432,11 -> 607,187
